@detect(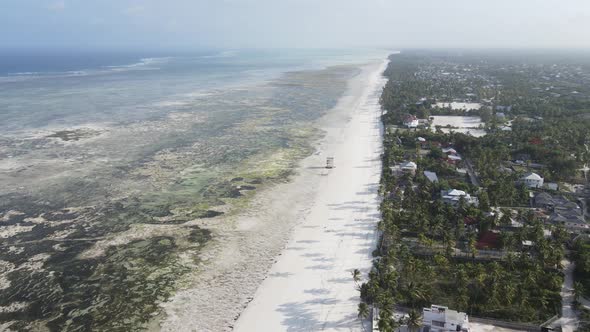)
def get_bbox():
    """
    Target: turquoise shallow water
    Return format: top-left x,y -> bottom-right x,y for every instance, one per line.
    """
0,49 -> 386,330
